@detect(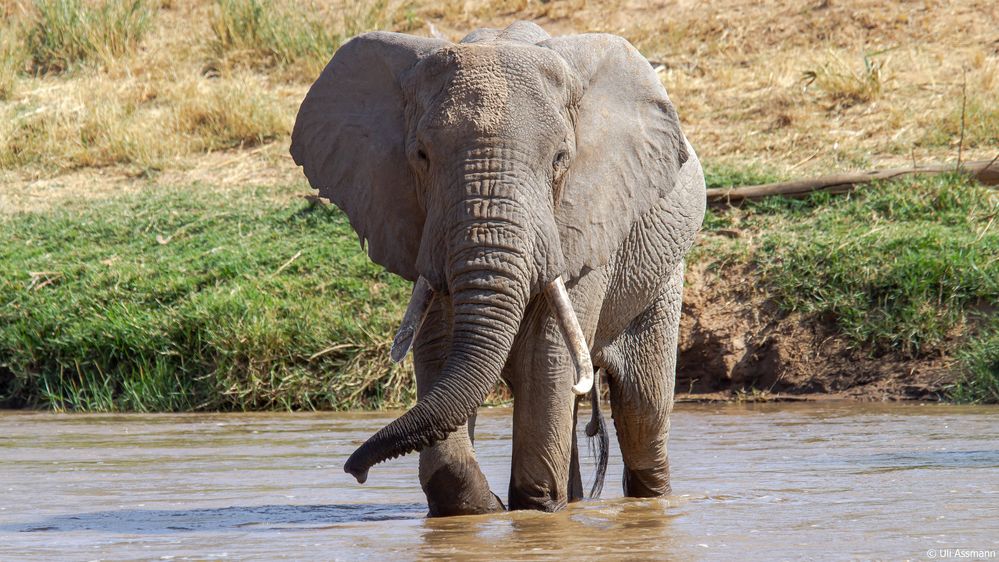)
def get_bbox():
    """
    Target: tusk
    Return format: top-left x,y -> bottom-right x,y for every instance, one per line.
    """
390,276 -> 435,363
545,276 -> 594,396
